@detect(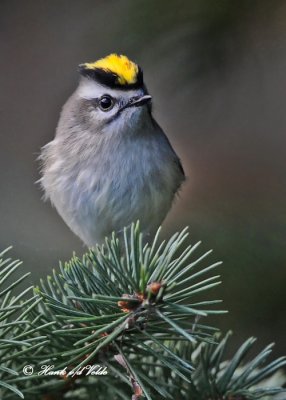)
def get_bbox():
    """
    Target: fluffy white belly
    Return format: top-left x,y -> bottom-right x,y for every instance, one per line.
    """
44,137 -> 179,247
